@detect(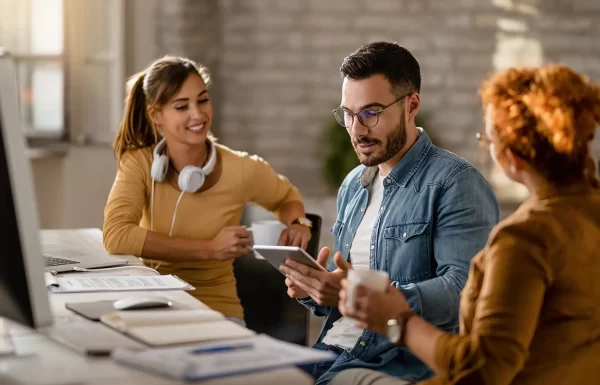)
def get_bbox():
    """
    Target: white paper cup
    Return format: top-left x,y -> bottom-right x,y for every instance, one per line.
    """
346,267 -> 389,308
